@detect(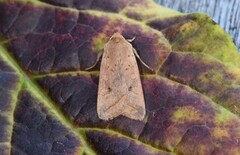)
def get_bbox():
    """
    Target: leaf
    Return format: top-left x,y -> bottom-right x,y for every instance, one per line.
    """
147,13 -> 240,67
0,0 -> 239,154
